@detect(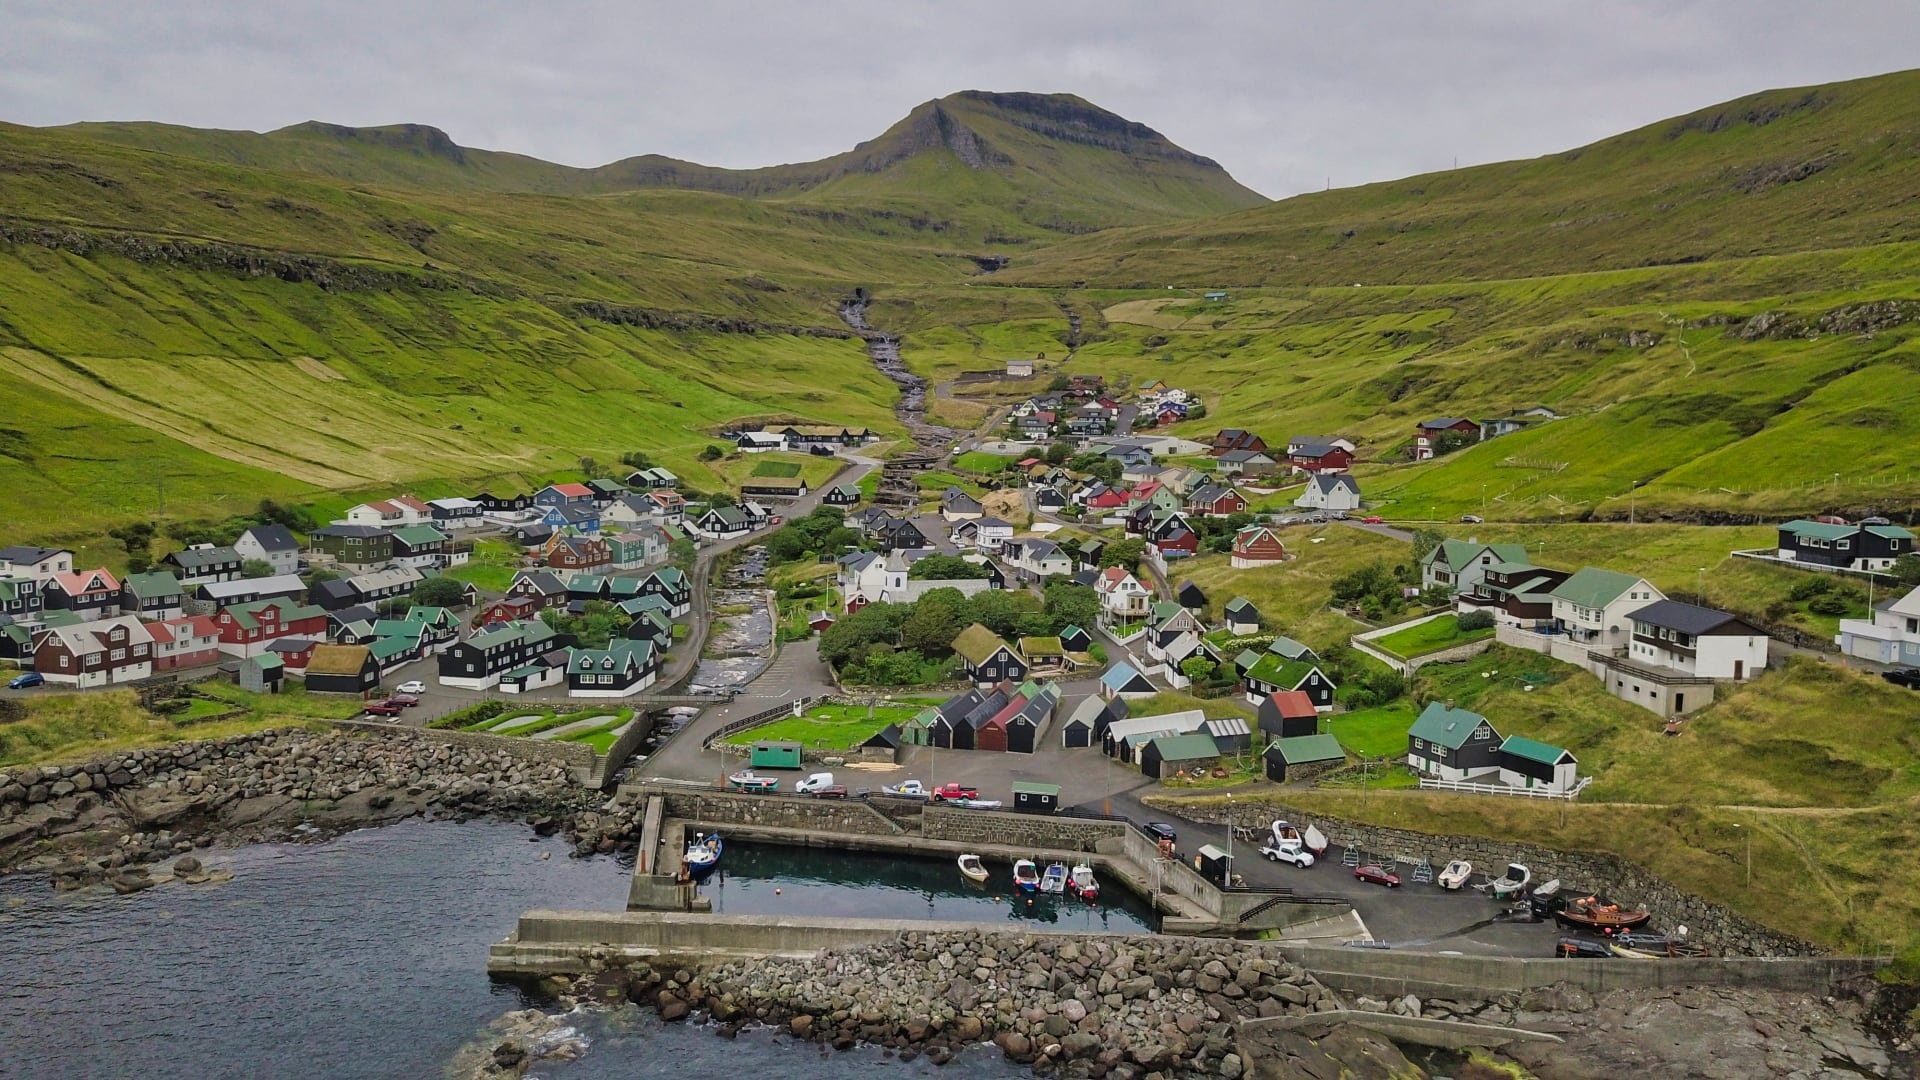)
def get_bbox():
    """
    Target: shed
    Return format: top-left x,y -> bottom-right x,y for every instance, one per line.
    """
1011,781 -> 1061,815
749,740 -> 804,769
1195,844 -> 1233,886
1202,716 -> 1252,753
1497,735 -> 1579,793
857,723 -> 902,763
1176,581 -> 1207,611
900,708 -> 934,746
1263,734 -> 1346,782
1139,732 -> 1221,779
240,653 -> 284,695
1257,690 -> 1320,740
1060,696 -> 1106,748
